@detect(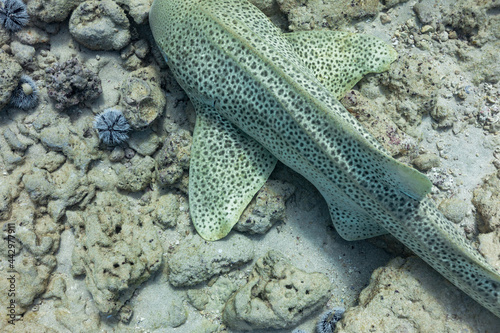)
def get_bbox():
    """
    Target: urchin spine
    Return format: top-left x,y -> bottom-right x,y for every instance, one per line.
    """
0,0 -> 29,32
316,307 -> 345,333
